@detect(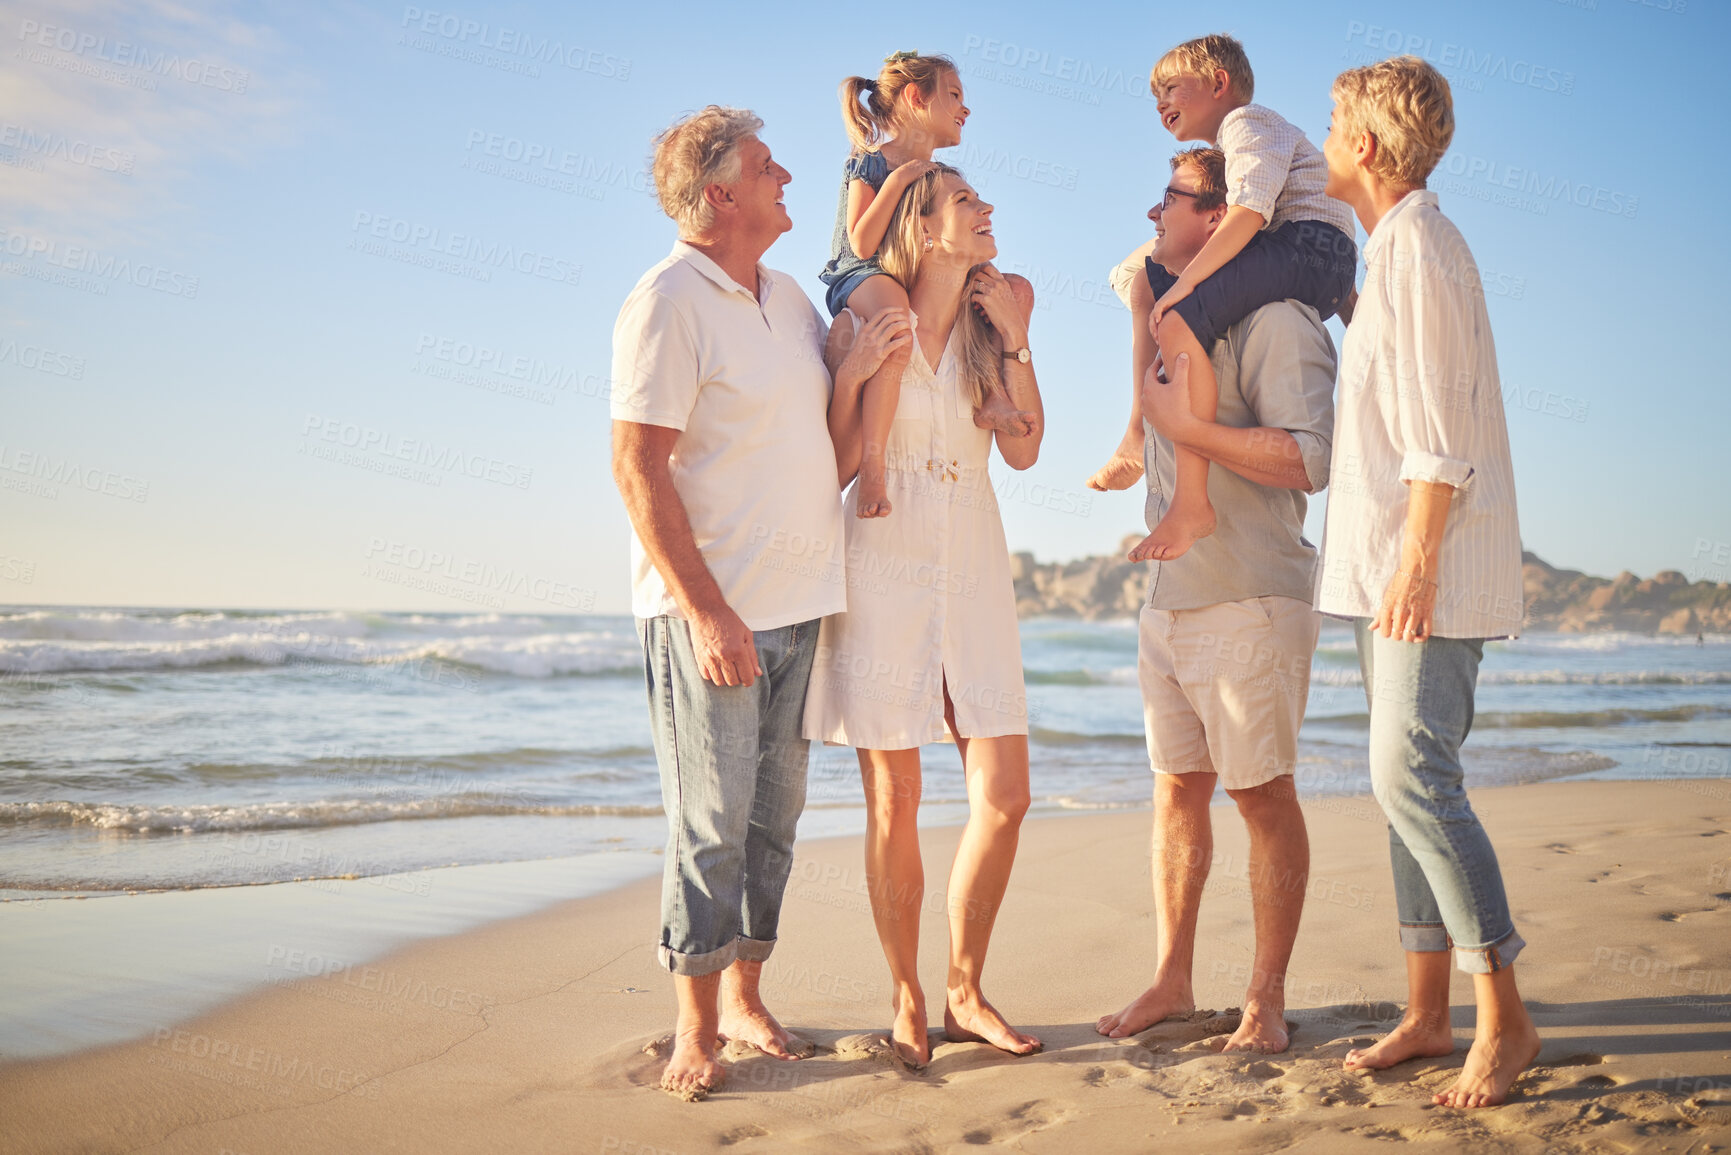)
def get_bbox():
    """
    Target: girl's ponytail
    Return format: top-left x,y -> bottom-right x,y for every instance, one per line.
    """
838,52 -> 958,155
839,75 -> 884,153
